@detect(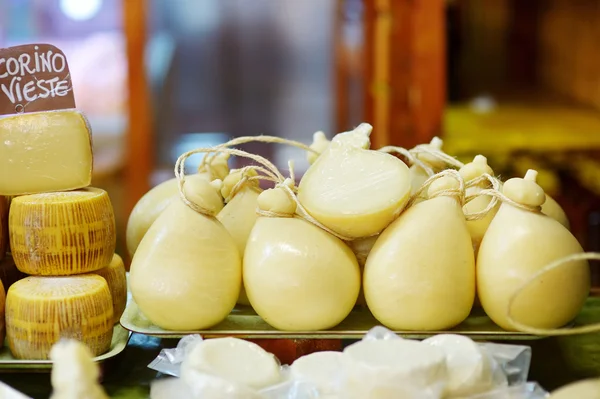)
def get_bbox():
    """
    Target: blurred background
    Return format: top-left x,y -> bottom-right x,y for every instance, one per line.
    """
1,0 -> 600,286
